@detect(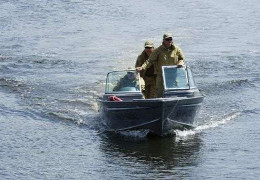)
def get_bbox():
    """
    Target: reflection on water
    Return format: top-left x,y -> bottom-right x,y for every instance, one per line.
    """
99,132 -> 202,169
